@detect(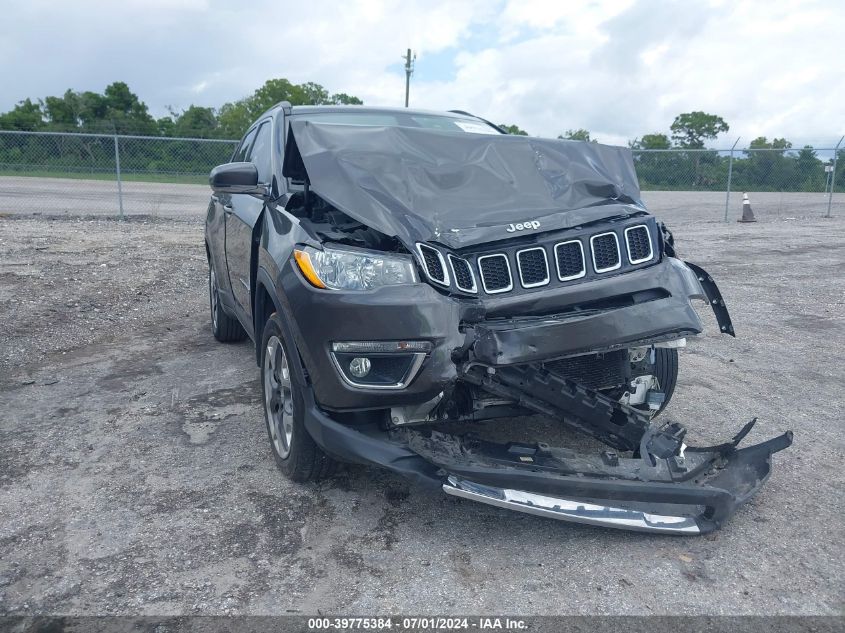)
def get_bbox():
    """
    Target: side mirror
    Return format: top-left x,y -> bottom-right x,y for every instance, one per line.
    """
209,162 -> 267,196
